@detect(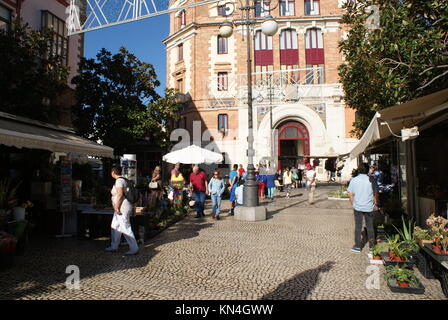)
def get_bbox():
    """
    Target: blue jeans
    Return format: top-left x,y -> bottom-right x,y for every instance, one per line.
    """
193,191 -> 206,216
211,193 -> 221,216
